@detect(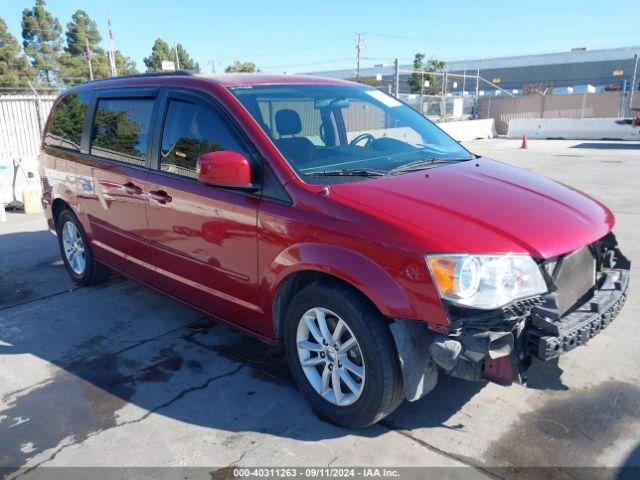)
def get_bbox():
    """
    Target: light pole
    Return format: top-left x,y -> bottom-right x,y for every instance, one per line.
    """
630,54 -> 638,116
